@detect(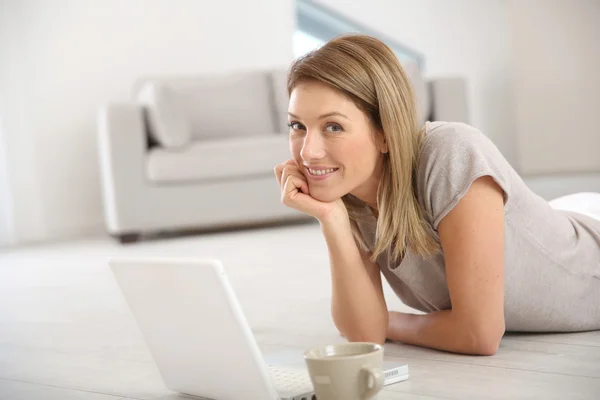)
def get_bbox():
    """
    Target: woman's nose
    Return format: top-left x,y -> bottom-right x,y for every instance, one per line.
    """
300,131 -> 326,161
